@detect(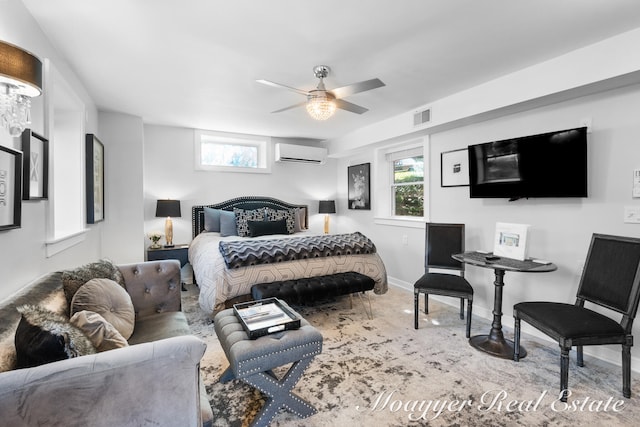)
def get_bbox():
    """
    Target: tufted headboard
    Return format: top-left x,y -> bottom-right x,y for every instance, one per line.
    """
192,196 -> 309,238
